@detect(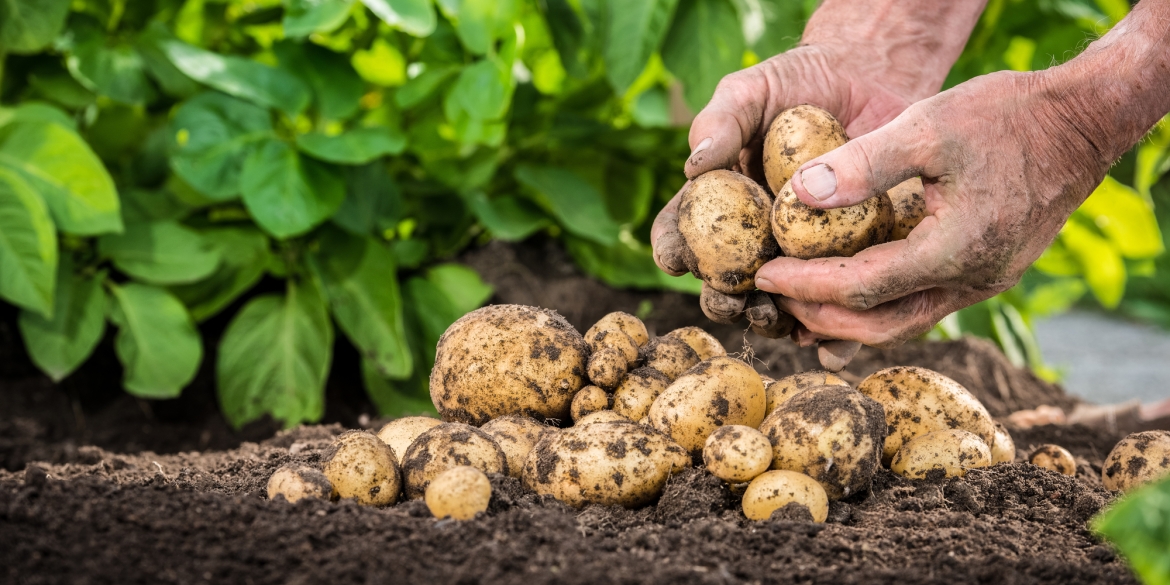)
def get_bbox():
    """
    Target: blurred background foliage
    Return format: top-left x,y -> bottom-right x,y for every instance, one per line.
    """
0,0 -> 1166,427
